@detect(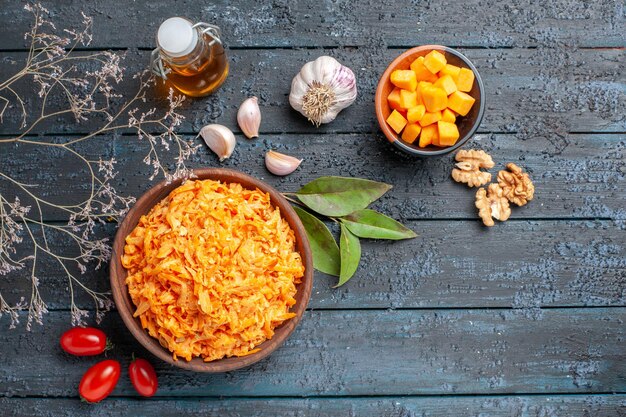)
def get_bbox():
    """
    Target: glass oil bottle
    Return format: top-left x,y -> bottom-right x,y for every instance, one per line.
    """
150,17 -> 228,97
